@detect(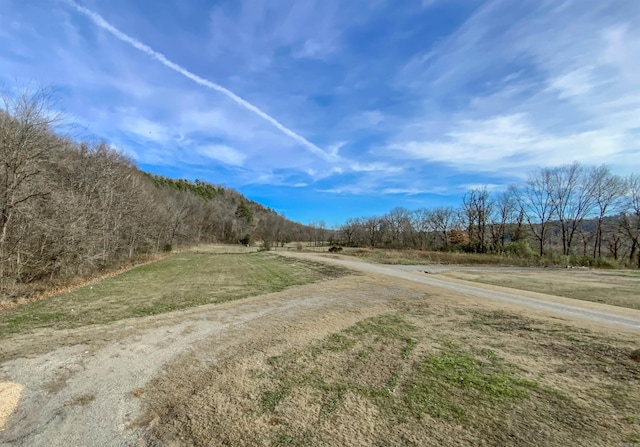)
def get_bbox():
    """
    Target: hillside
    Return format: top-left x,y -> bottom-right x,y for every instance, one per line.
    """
0,89 -> 312,304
